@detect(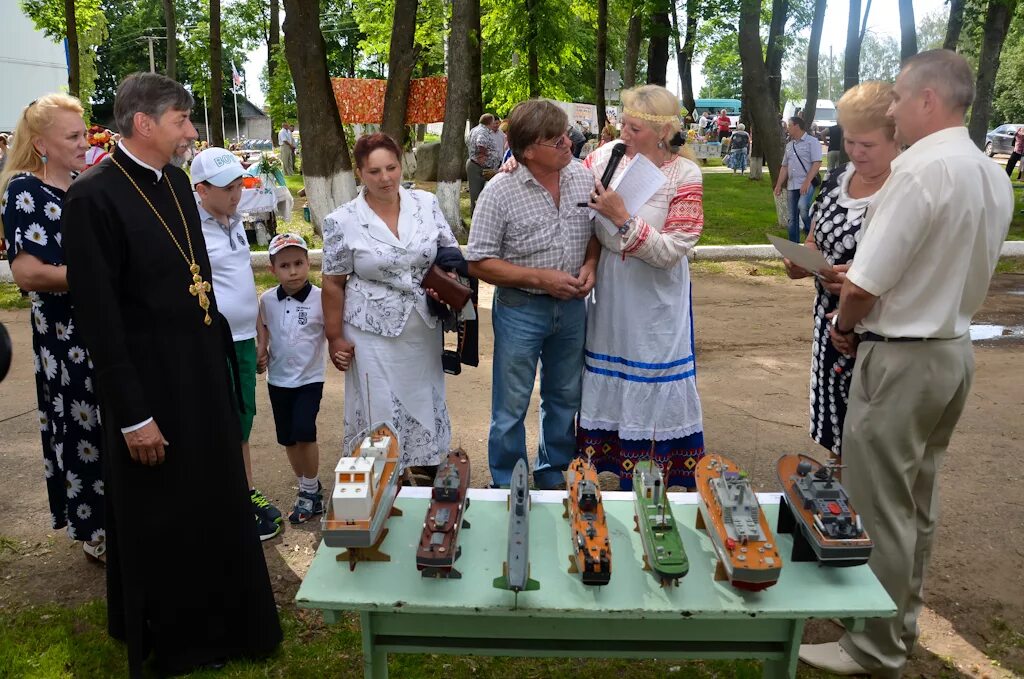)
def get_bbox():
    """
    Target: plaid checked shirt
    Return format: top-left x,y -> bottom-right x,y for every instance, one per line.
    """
466,161 -> 594,294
